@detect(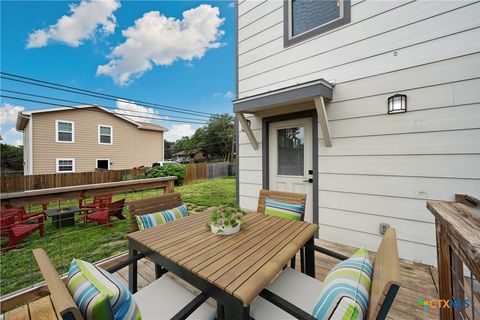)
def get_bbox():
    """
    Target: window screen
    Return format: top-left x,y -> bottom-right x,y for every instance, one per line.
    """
292,0 -> 341,36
